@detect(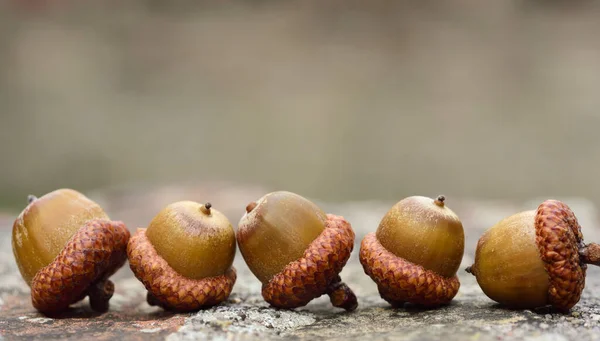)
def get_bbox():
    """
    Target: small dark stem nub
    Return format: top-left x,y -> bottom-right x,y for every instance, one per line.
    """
465,266 -> 473,274
87,280 -> 114,313
27,195 -> 37,204
147,292 -> 161,307
326,275 -> 358,312
434,195 -> 446,207
200,202 -> 212,215
580,243 -> 600,266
